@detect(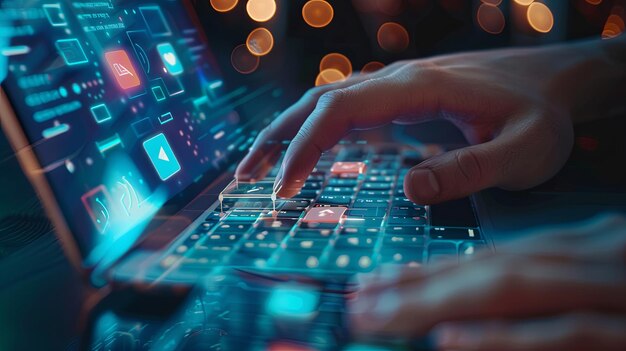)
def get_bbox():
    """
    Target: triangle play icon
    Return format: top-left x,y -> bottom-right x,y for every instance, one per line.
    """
158,147 -> 169,162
